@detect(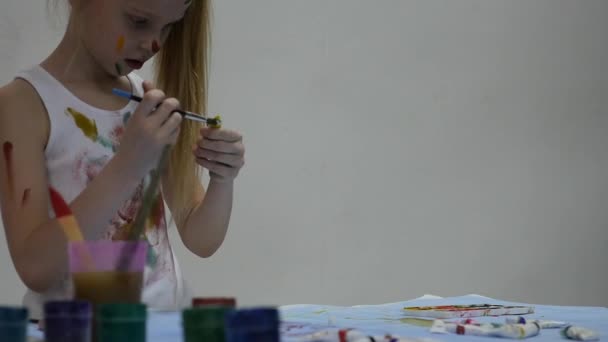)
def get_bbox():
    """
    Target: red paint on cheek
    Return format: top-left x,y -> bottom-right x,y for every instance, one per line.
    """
152,40 -> 160,54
